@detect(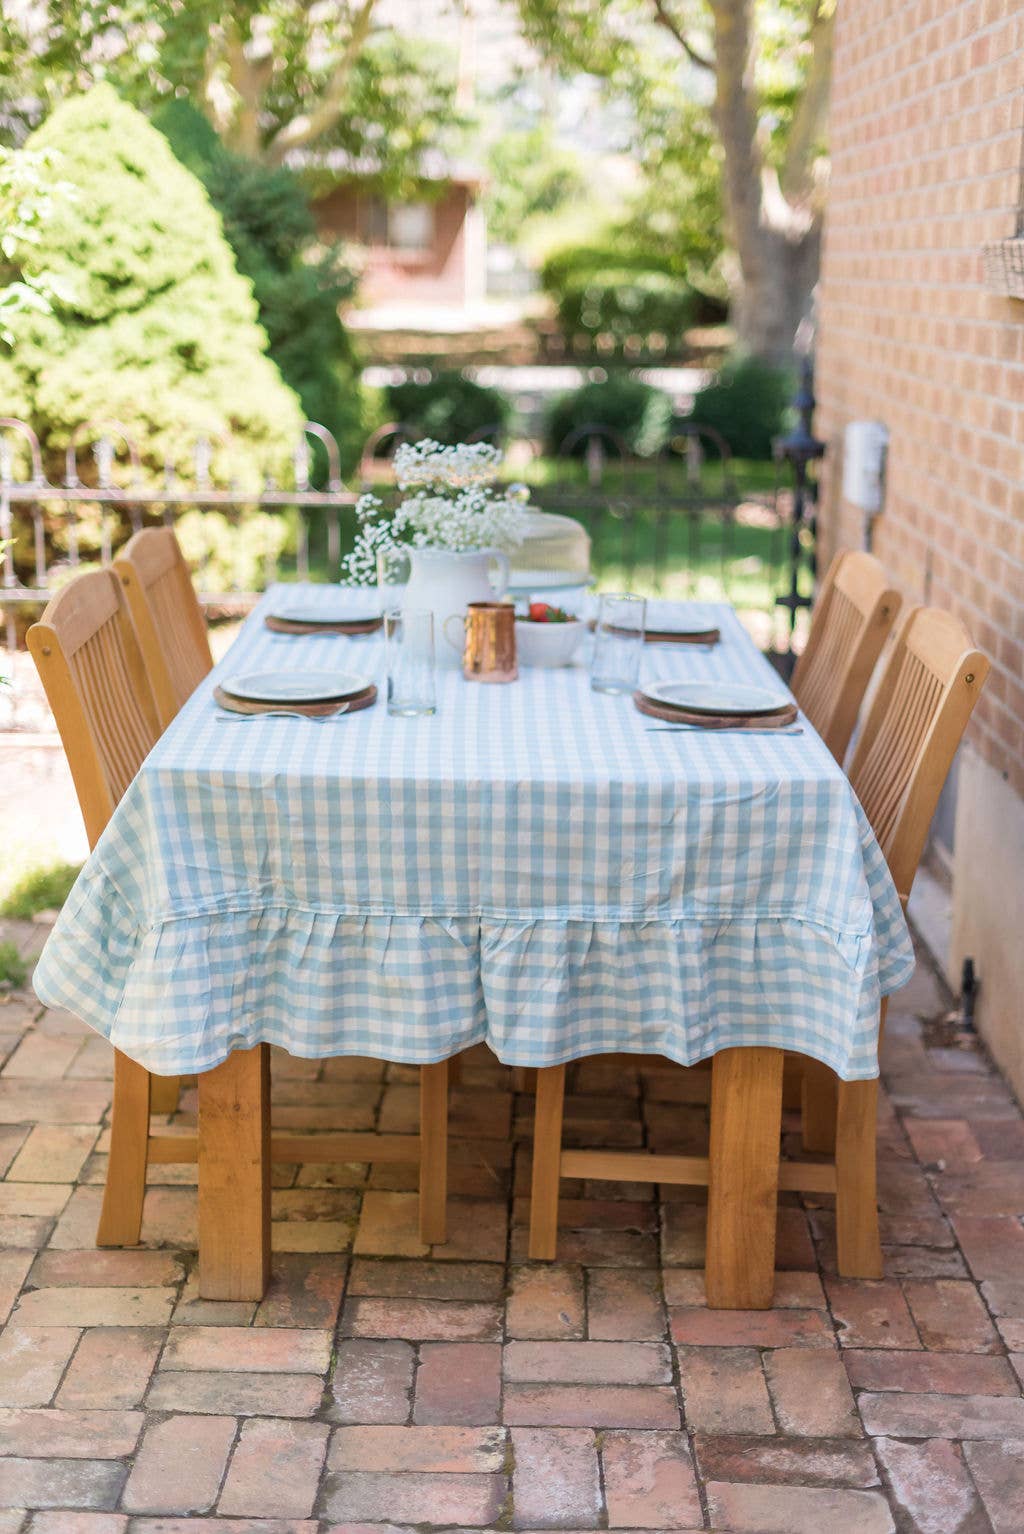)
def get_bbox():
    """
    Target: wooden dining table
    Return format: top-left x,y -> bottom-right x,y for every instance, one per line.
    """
34,584 -> 915,1299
